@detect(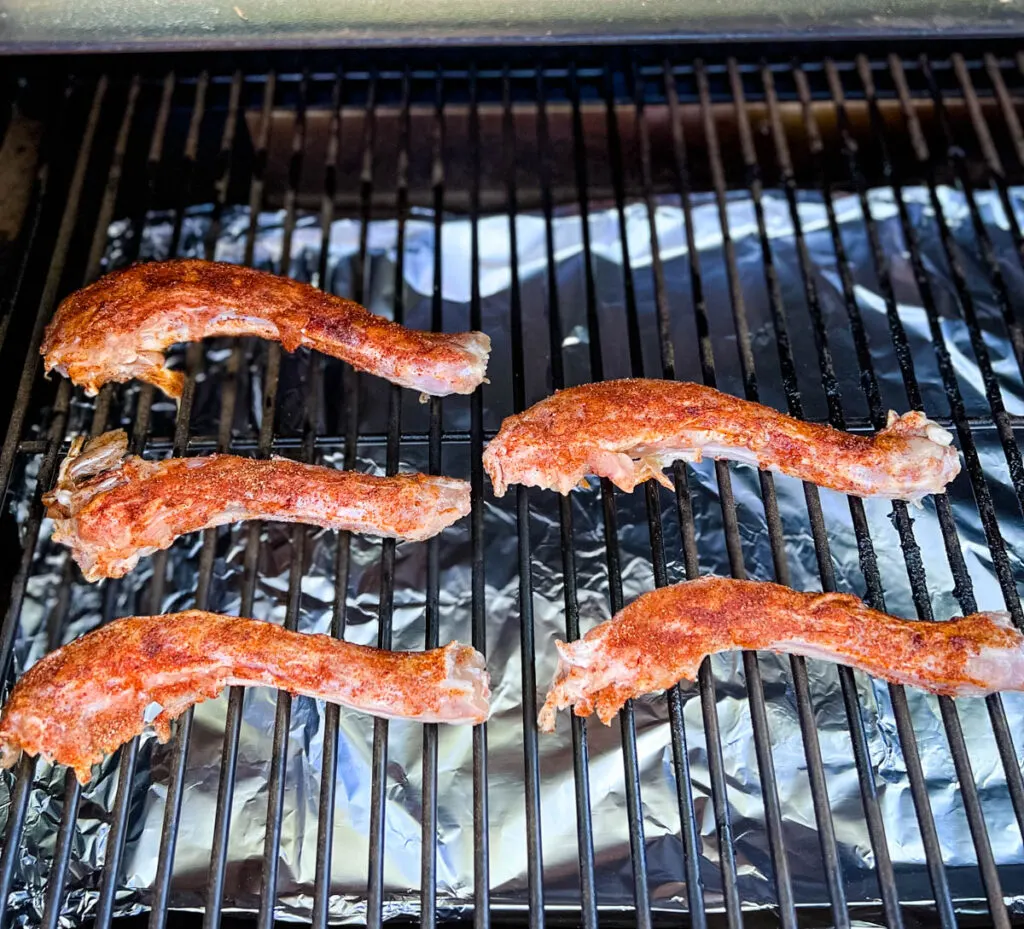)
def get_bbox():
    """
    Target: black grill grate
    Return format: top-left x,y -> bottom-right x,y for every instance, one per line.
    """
0,45 -> 1023,927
